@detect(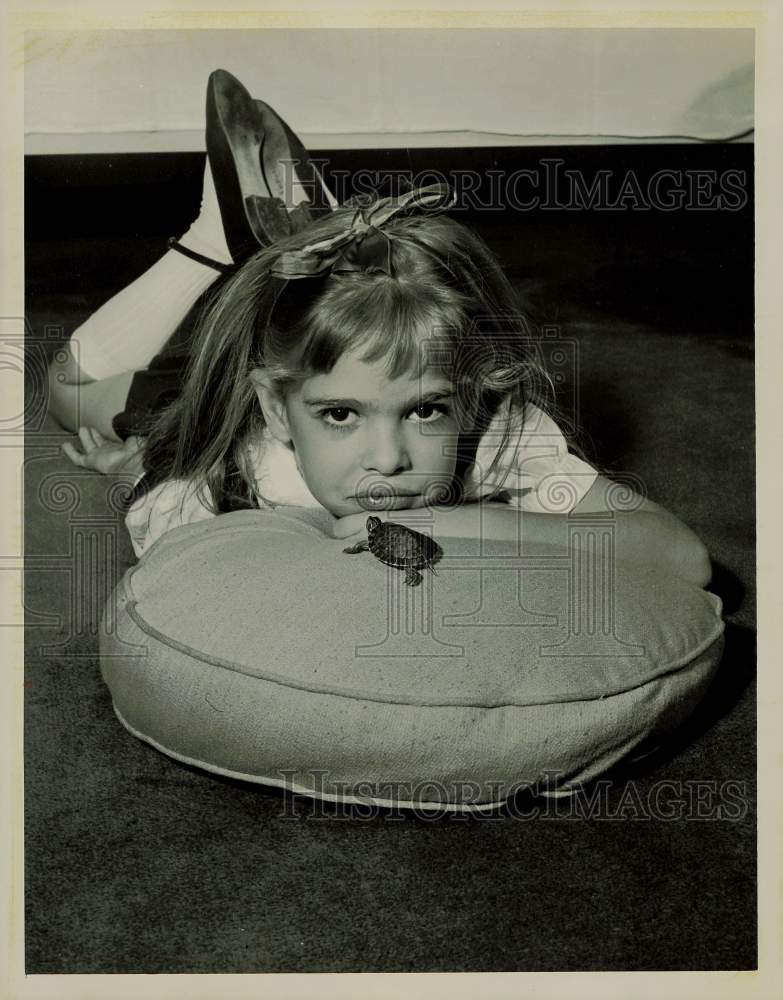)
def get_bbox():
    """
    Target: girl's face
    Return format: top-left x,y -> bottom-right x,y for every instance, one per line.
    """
254,348 -> 461,517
